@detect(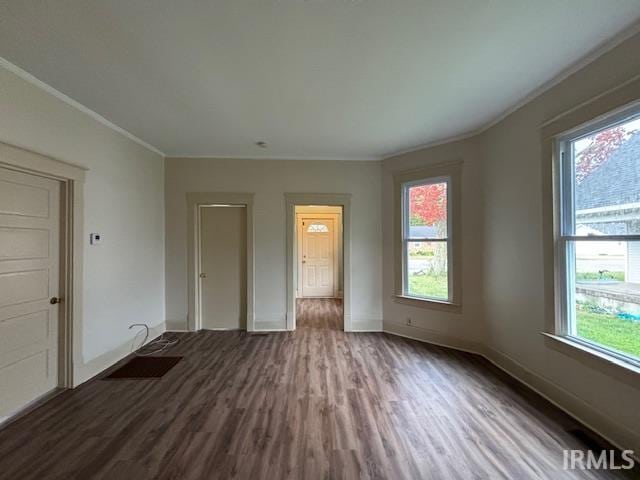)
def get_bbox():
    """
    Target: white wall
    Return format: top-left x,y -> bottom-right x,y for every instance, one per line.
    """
165,157 -> 382,331
382,137 -> 485,349
480,32 -> 640,451
0,65 -> 165,380
380,31 -> 640,452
